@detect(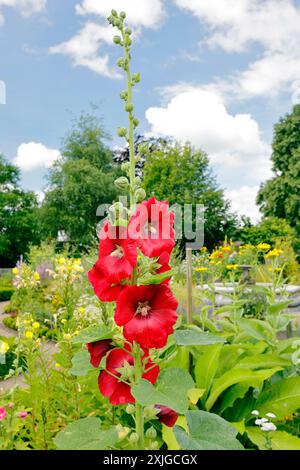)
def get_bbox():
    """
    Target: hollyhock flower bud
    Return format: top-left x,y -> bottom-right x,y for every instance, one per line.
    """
135,188 -> 146,203
115,284 -> 178,349
129,433 -> 139,444
18,411 -> 28,420
155,405 -> 178,427
115,176 -> 130,190
146,427 -> 157,439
